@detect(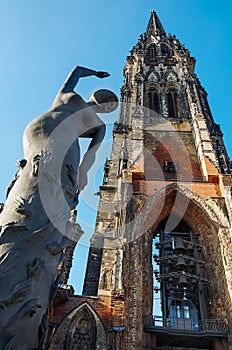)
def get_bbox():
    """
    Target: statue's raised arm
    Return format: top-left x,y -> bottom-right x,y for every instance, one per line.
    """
60,66 -> 110,93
